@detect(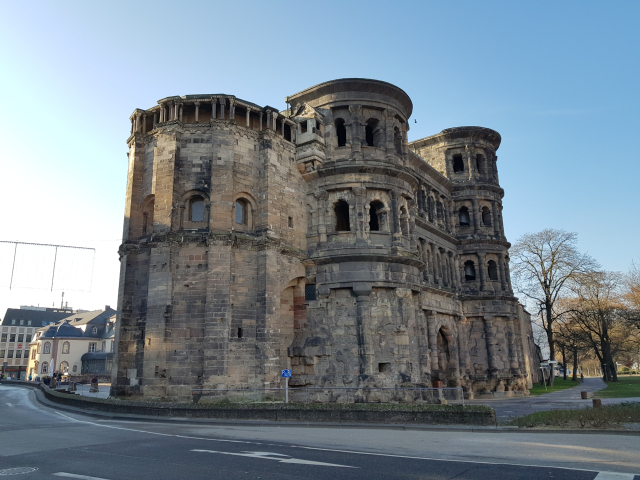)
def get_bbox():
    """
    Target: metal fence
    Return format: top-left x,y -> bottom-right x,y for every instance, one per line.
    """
191,386 -> 465,405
